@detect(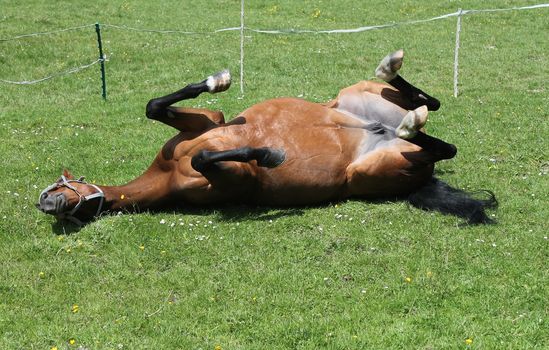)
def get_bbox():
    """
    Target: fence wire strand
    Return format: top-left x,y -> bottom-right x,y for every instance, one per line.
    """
0,3 -> 547,87
2,3 -> 546,42
0,24 -> 95,42
101,23 -> 241,35
247,3 -> 549,34
0,59 -> 103,85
